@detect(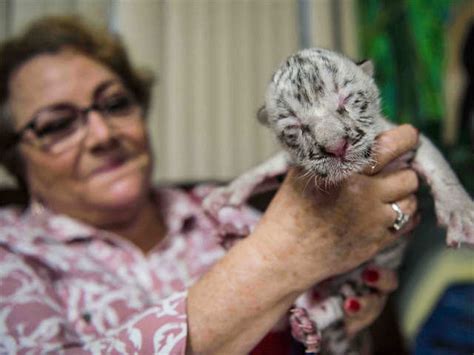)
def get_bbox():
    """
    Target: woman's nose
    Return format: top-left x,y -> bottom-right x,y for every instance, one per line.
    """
83,110 -> 115,148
